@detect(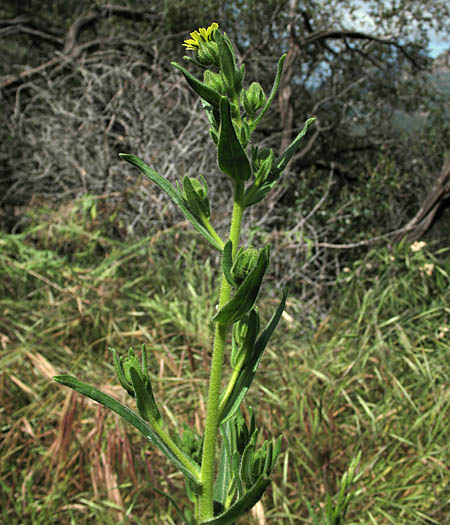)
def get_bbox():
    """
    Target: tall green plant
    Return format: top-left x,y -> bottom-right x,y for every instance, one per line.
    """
55,23 -> 315,523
